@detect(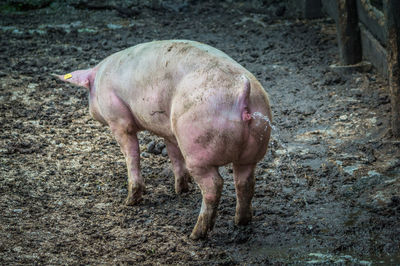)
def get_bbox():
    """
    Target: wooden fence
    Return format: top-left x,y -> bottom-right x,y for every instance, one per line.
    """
296,0 -> 400,137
